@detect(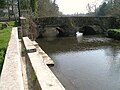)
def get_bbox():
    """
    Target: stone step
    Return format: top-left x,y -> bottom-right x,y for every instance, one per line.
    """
22,37 -> 36,53
32,41 -> 54,65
